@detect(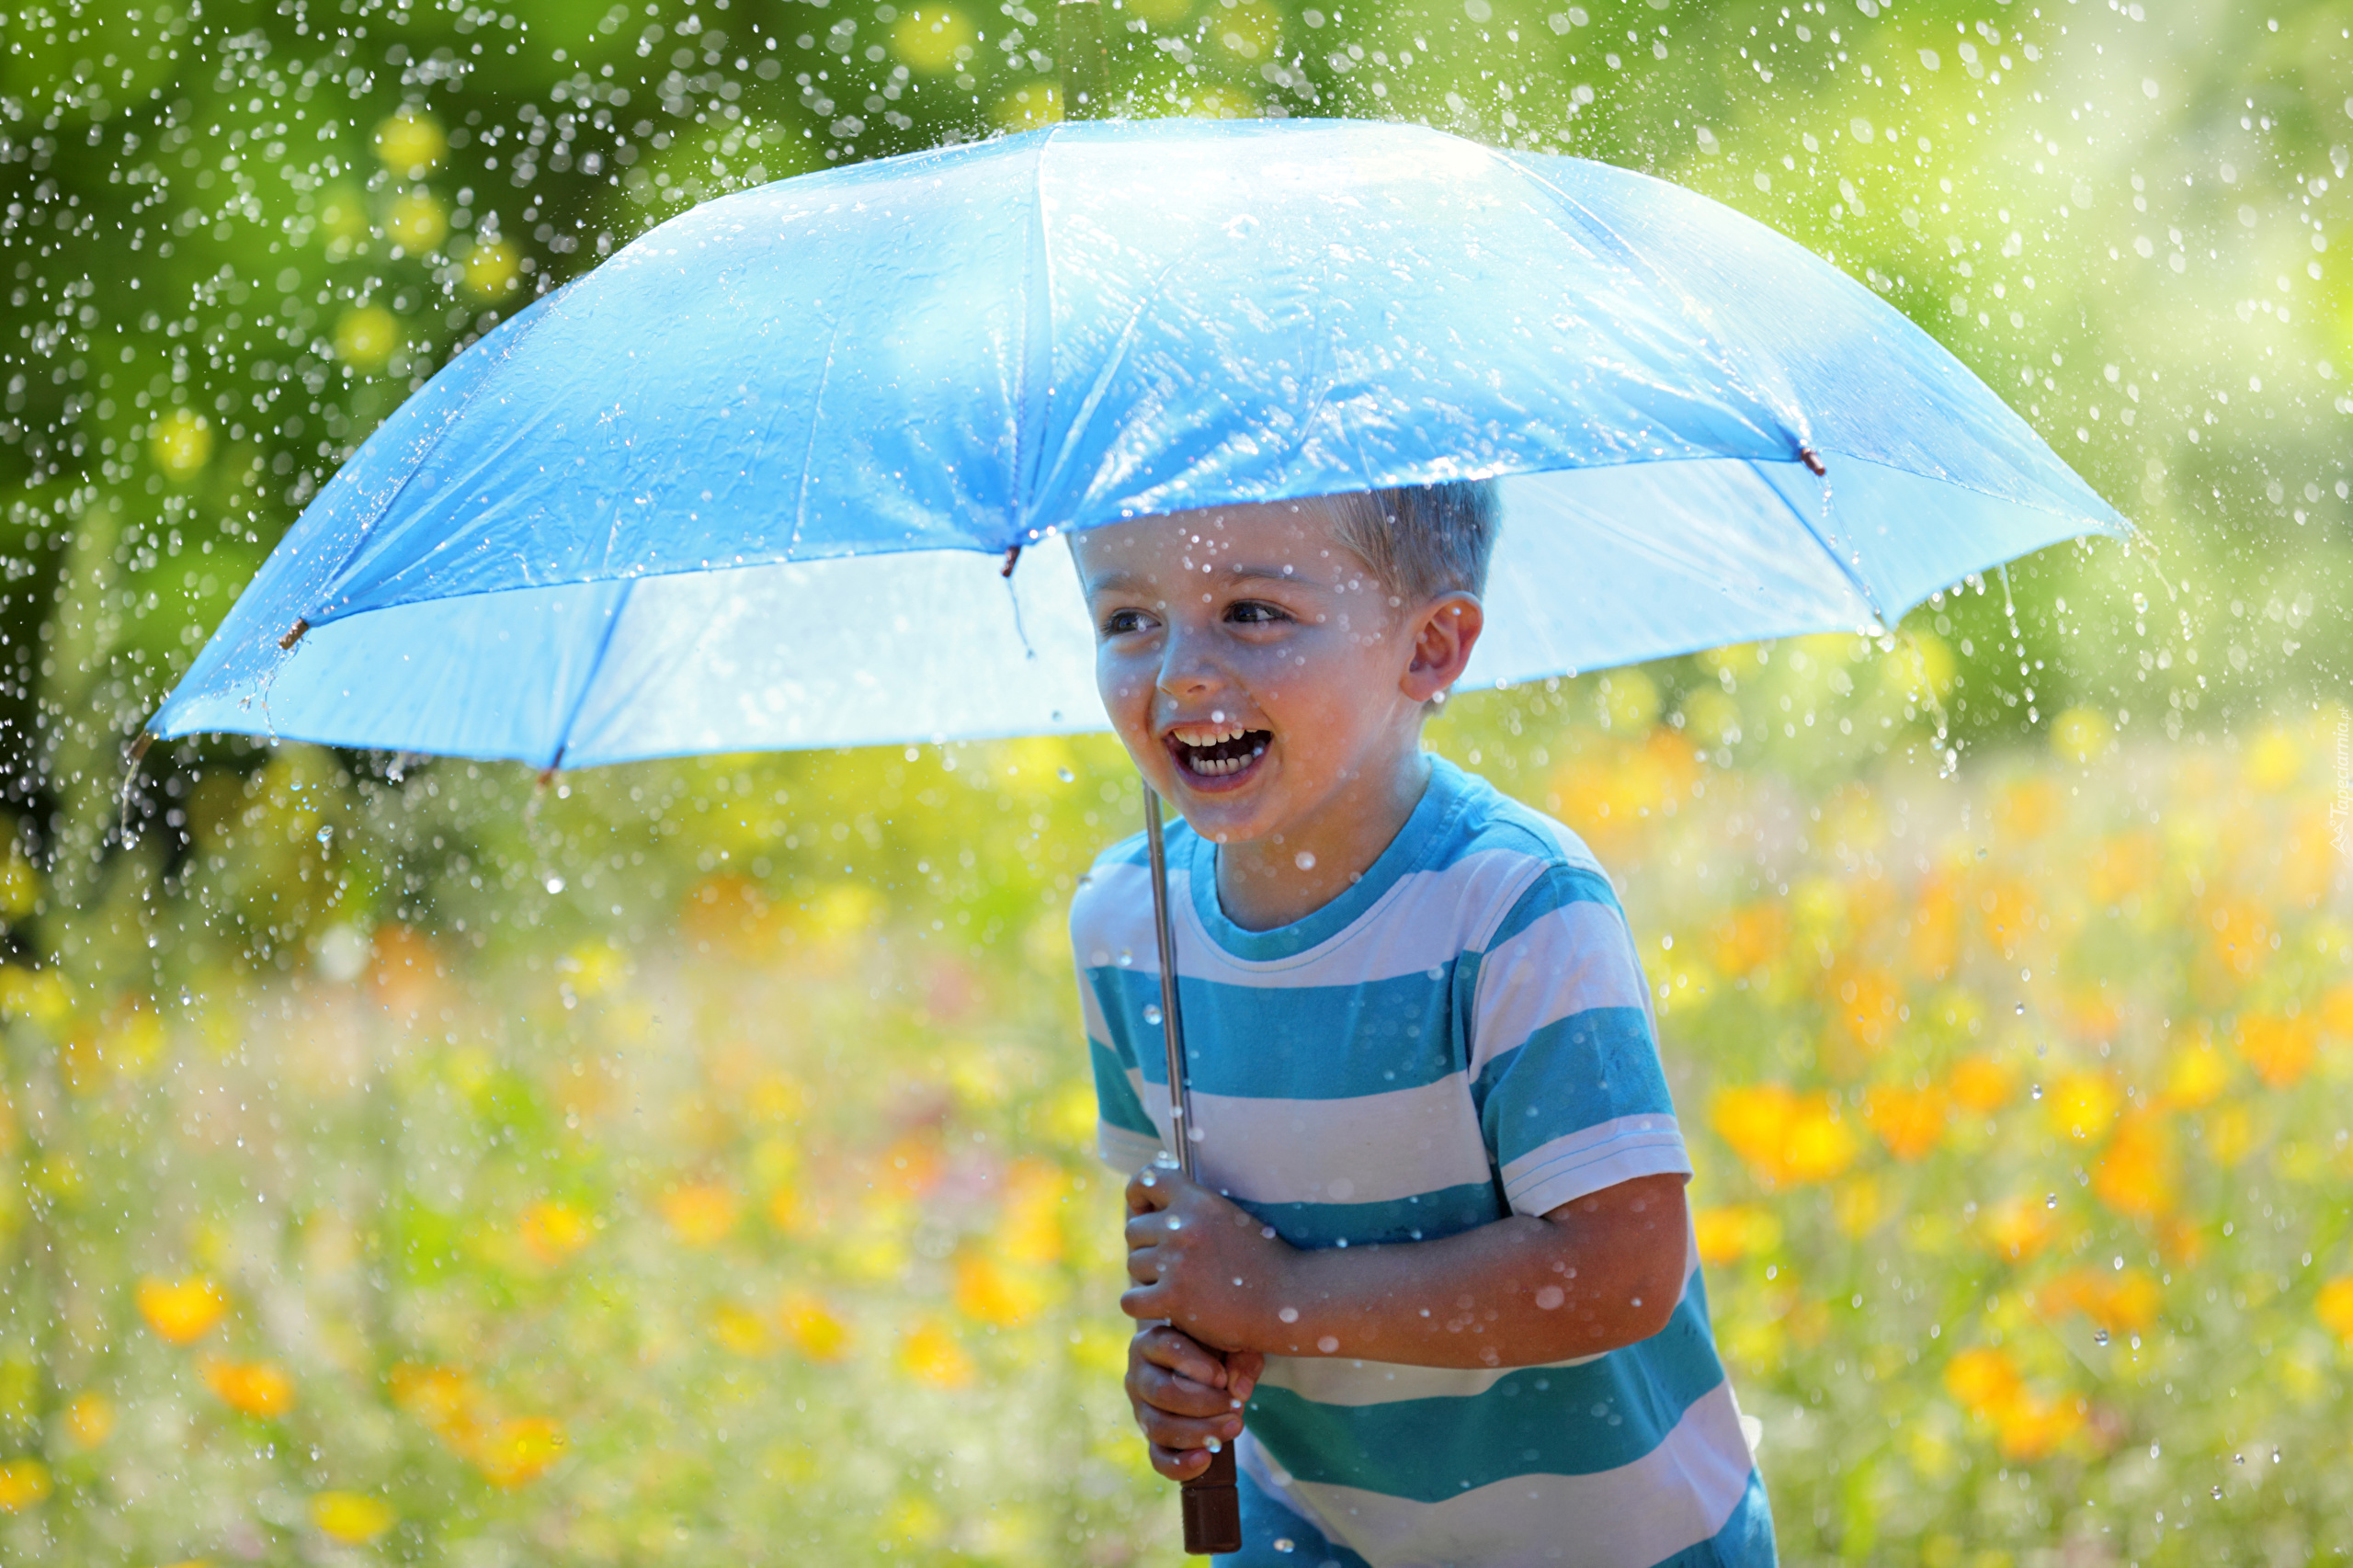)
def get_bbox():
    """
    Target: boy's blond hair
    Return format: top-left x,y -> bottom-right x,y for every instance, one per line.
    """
1325,479 -> 1501,608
